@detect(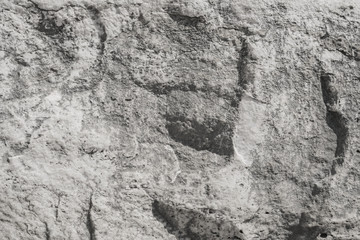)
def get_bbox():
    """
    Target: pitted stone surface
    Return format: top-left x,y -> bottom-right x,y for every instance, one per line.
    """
1,0 -> 360,239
